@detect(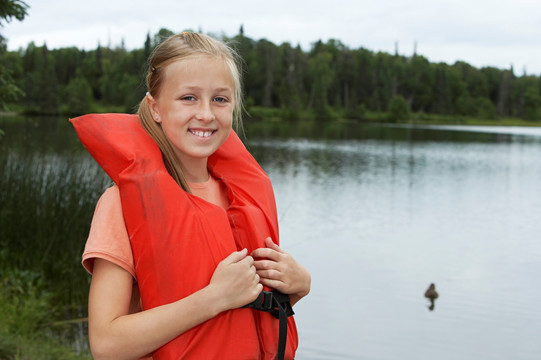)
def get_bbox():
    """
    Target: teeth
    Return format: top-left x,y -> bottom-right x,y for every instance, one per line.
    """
192,130 -> 213,137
